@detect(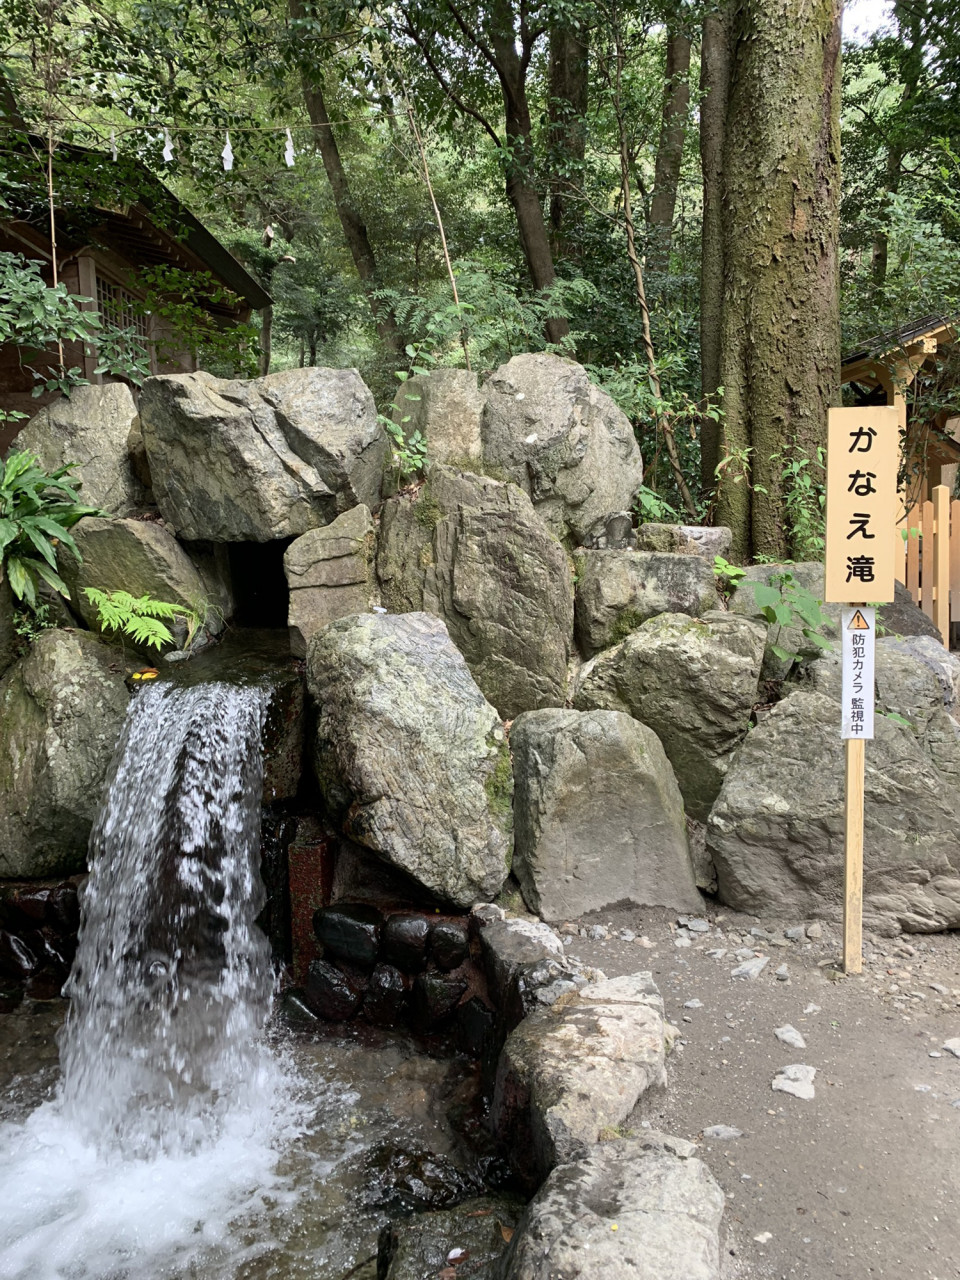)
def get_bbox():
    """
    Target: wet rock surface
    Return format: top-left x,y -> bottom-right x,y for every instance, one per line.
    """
314,903 -> 383,971
378,1194 -> 523,1280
